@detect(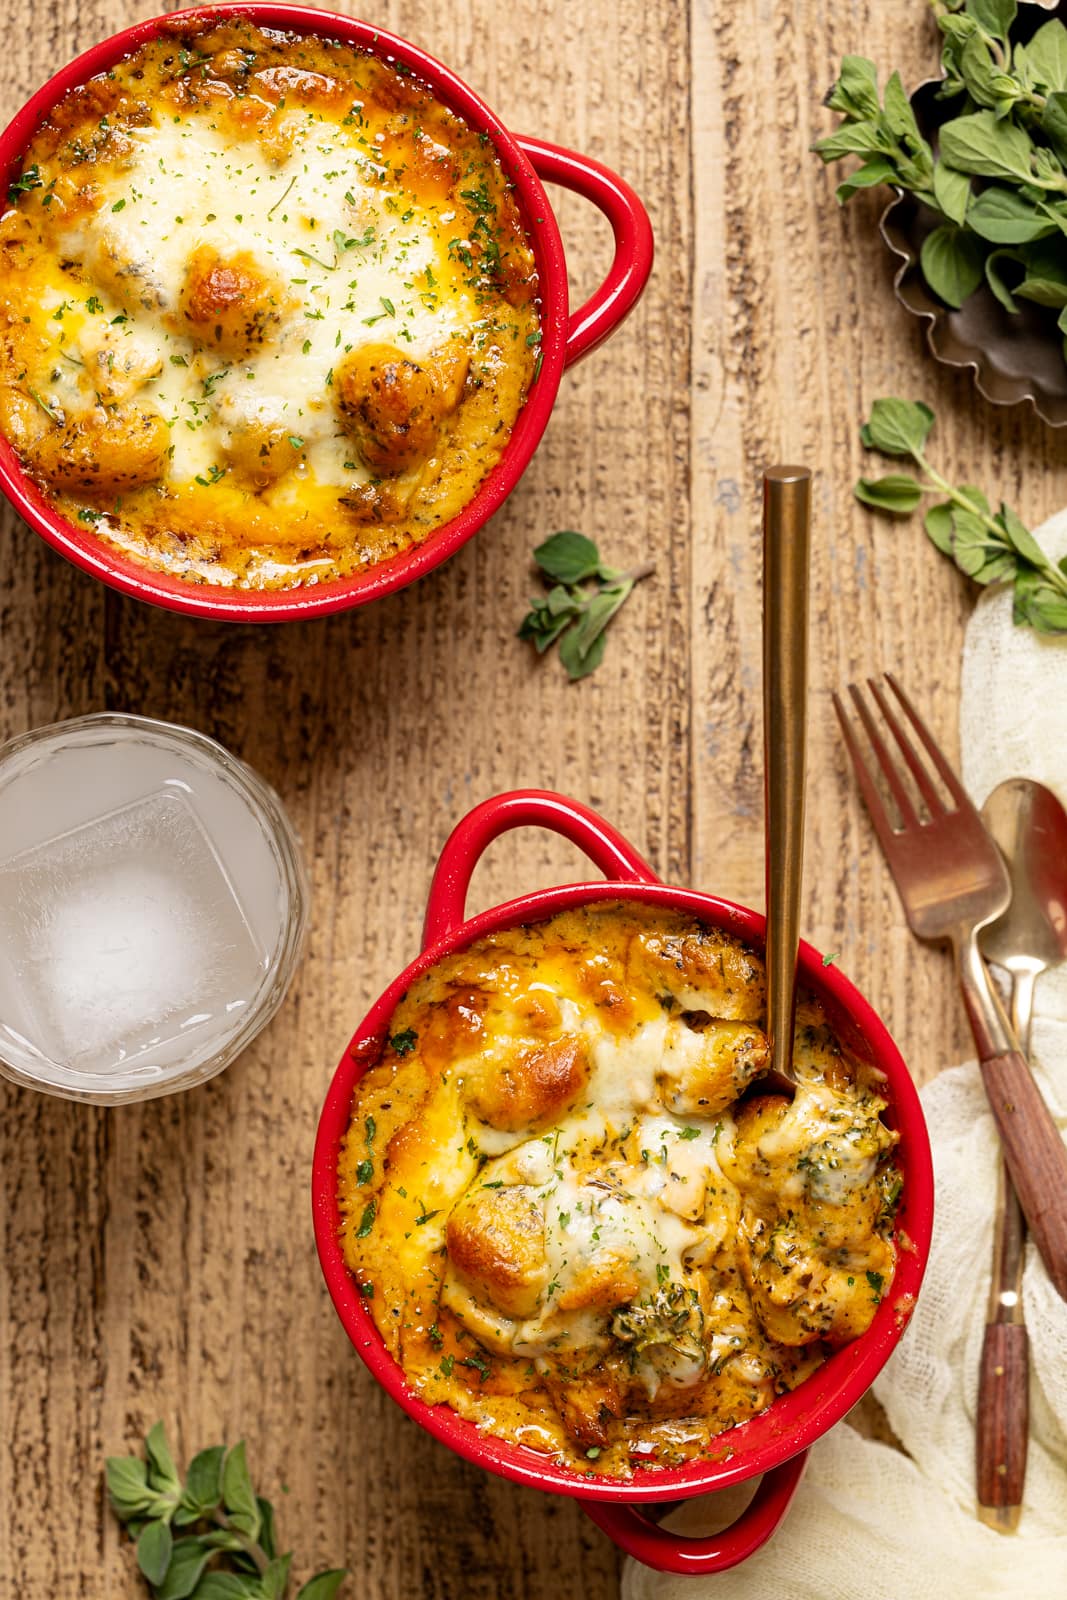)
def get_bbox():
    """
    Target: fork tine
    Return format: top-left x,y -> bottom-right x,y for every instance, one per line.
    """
867,676 -> 947,818
832,691 -> 905,858
847,682 -> 920,830
884,672 -> 969,809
